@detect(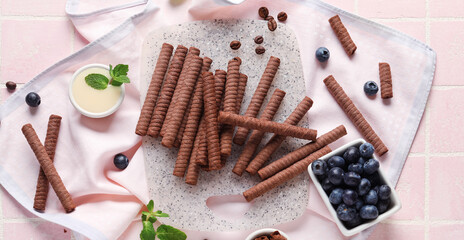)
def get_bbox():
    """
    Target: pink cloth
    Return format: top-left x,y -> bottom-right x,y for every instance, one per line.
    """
0,0 -> 435,239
